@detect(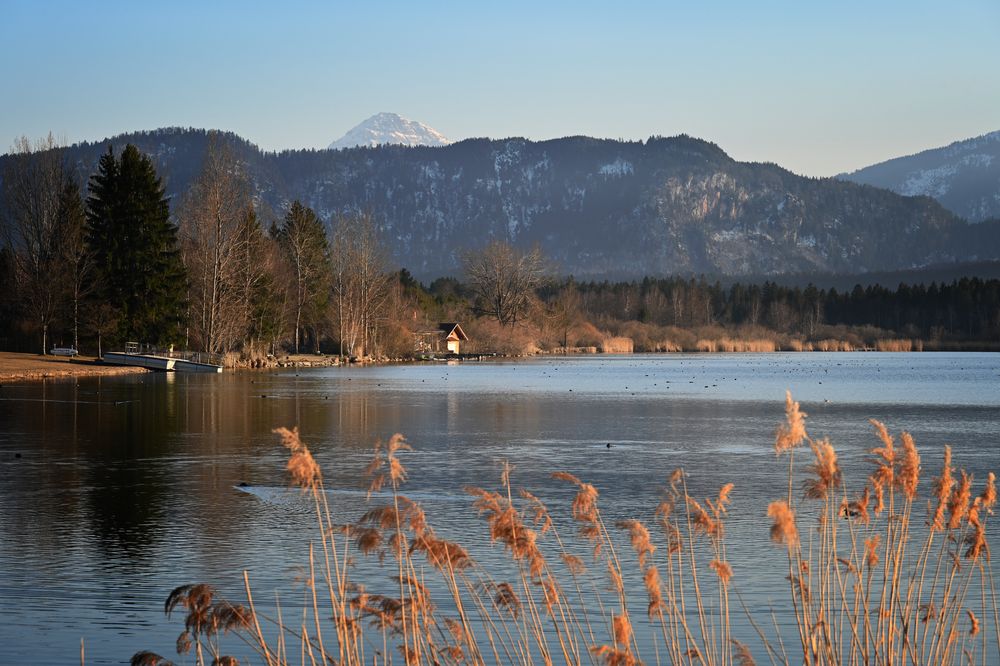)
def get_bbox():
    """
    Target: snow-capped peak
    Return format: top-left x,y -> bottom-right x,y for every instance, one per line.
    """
328,112 -> 451,150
